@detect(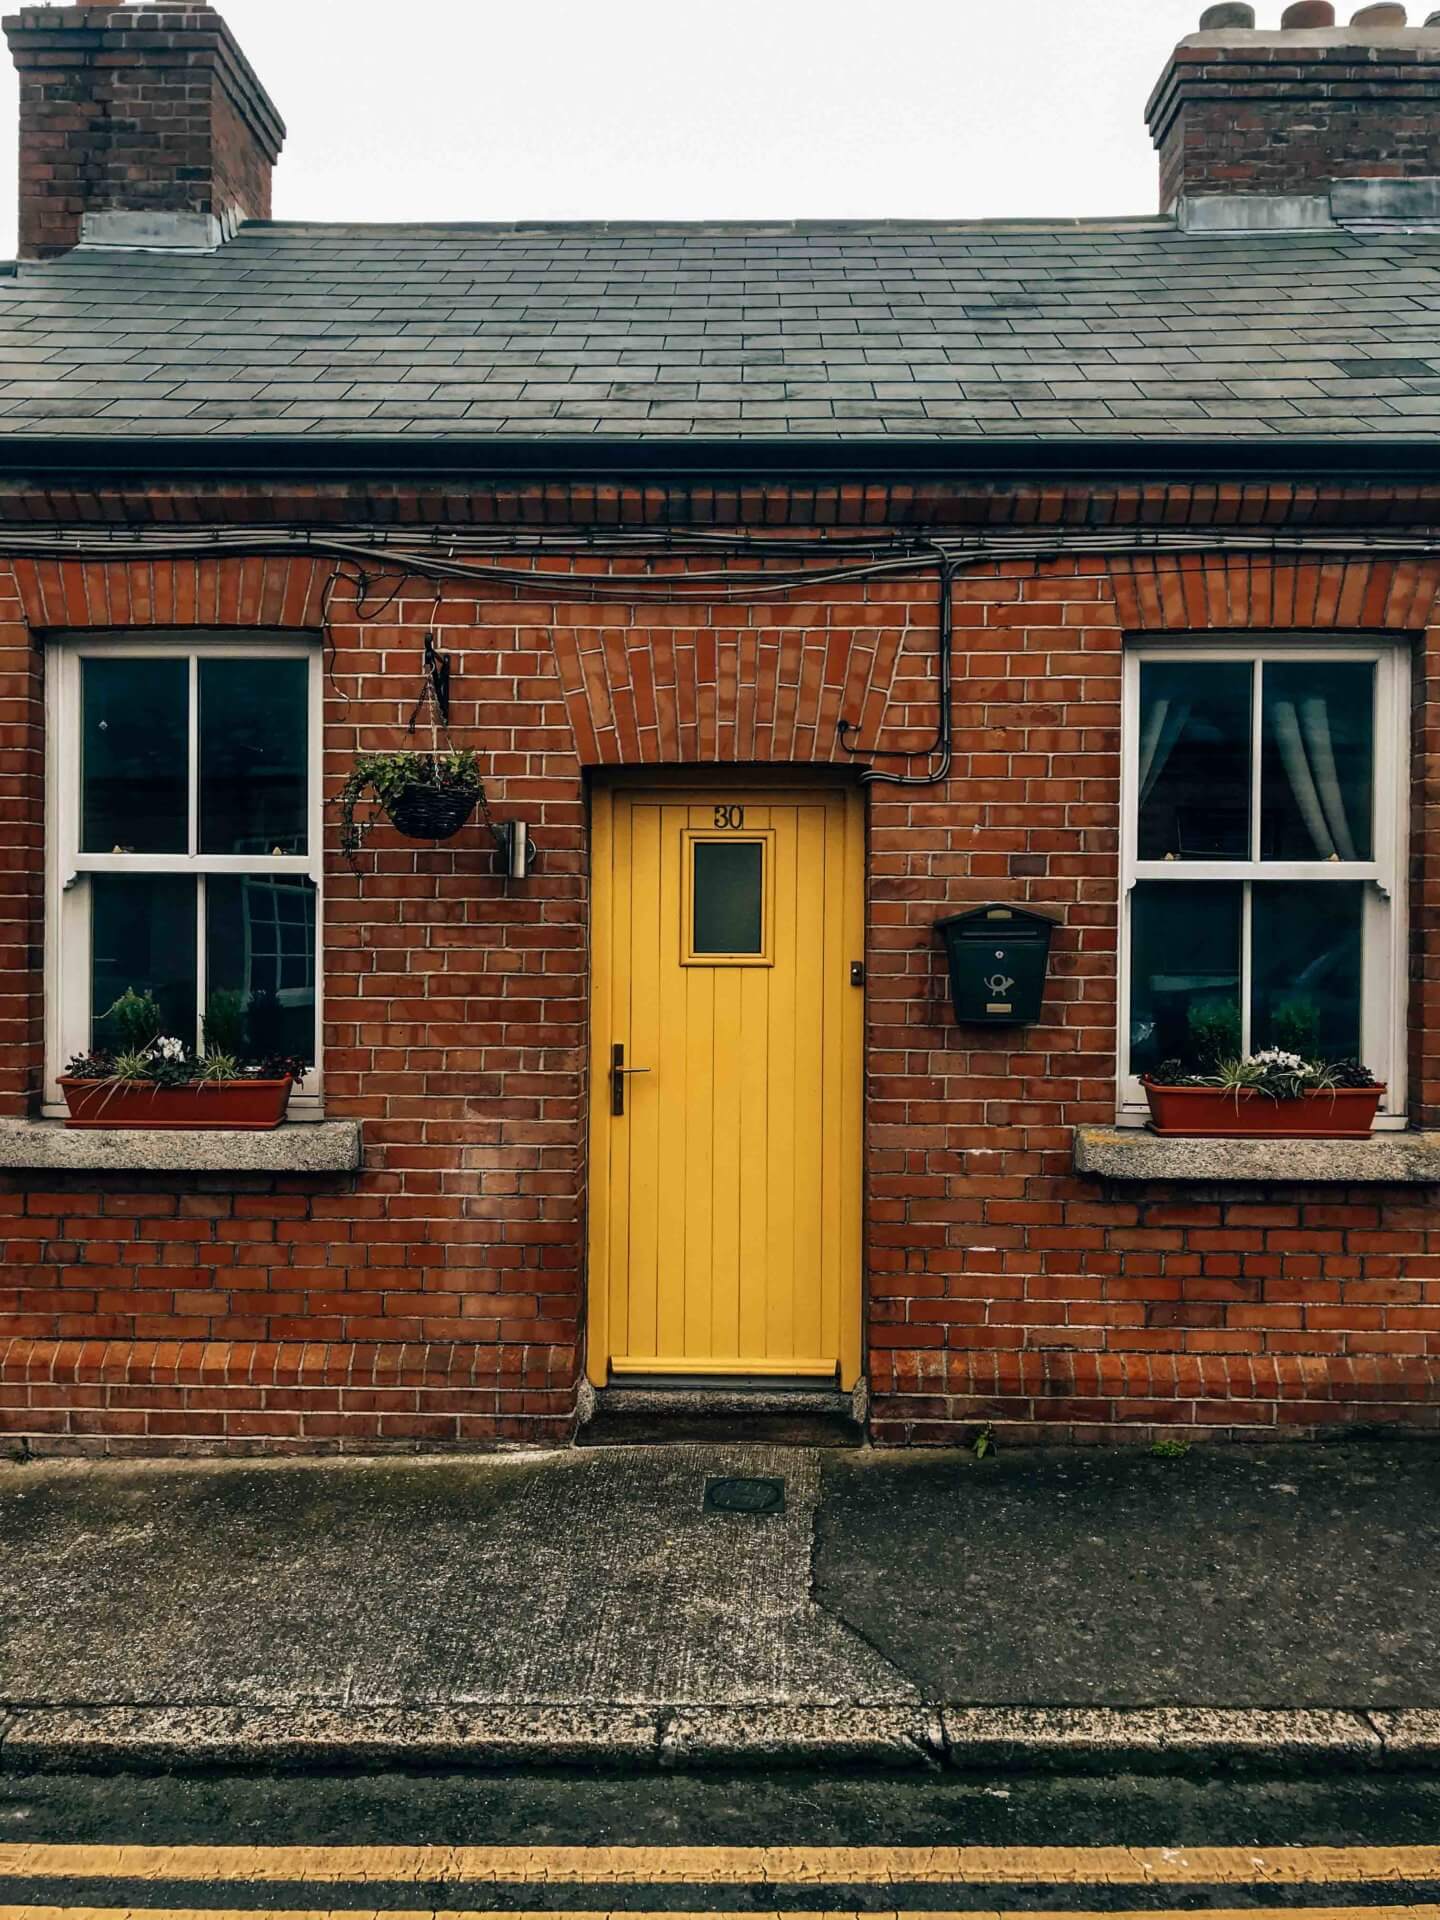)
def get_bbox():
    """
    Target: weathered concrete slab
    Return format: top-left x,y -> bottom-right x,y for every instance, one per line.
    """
5,1442 -> 1440,1775
2,1705 -> 659,1773
661,1706 -> 943,1770
1370,1709 -> 1440,1766
814,1443 -> 1440,1708
0,1447 -> 912,1713
941,1706 -> 1381,1774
